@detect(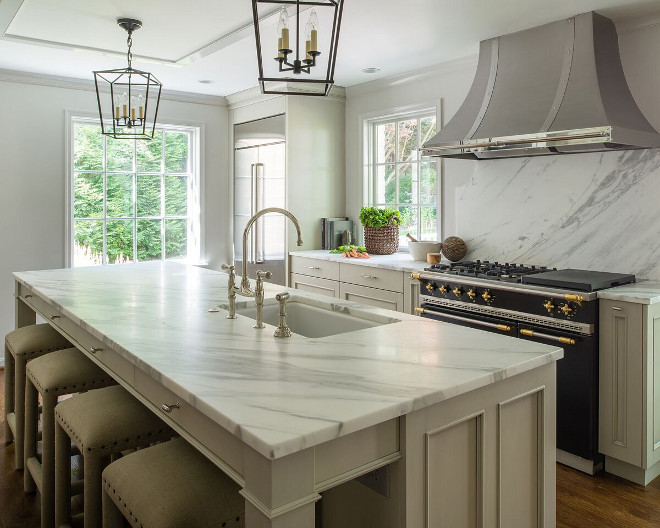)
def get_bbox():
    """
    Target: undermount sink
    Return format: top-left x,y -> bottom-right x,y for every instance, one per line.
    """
234,298 -> 400,338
